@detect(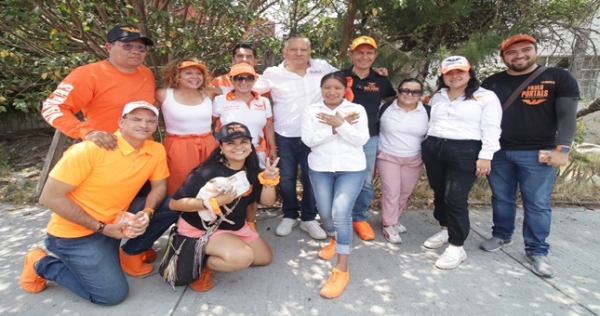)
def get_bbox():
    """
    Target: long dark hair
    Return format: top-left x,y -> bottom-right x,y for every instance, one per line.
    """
320,71 -> 347,87
436,69 -> 480,100
194,140 -> 261,188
